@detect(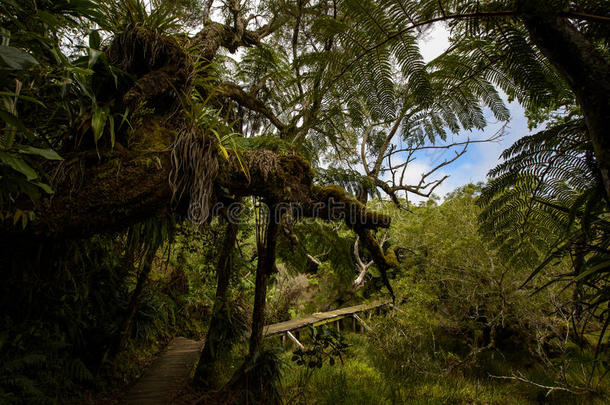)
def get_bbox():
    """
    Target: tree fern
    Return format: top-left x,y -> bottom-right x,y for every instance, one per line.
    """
479,112 -> 610,344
